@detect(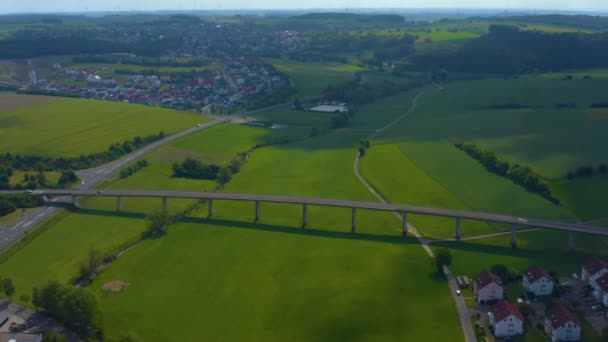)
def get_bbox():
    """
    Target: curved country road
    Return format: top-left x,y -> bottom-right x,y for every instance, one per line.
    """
353,90 -> 477,342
